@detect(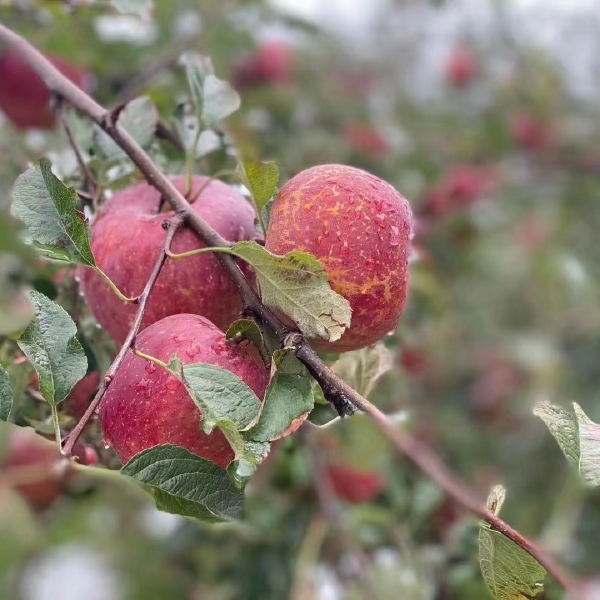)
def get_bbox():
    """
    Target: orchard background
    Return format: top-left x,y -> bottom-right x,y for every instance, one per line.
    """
1,1 -> 600,599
